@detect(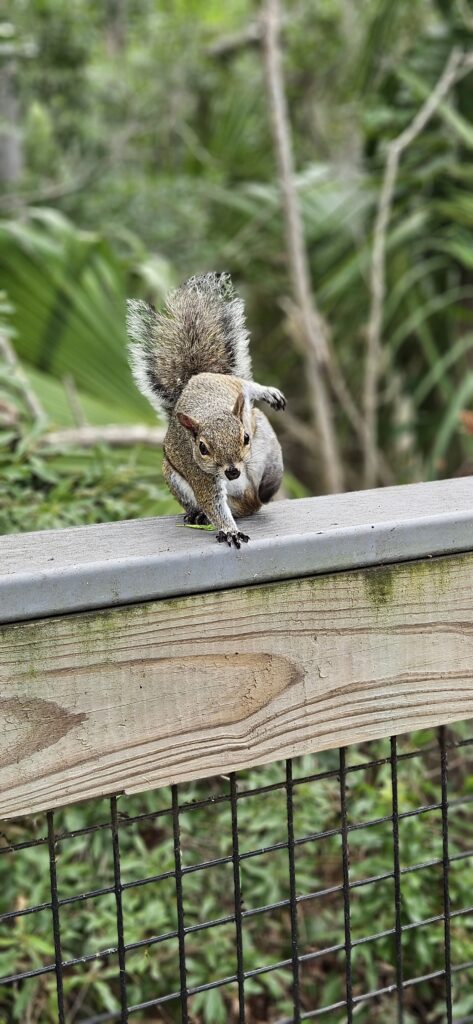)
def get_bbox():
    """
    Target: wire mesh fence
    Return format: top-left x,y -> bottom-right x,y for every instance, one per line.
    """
1,723 -> 473,1023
